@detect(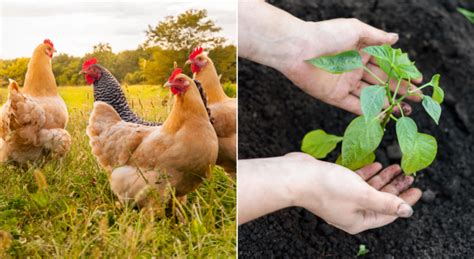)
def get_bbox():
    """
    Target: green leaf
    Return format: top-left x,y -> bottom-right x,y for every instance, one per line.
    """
375,57 -> 393,79
363,45 -> 421,80
429,74 -> 444,104
363,45 -> 392,61
341,116 -> 383,167
396,117 -> 437,175
401,133 -> 437,175
301,130 -> 343,159
360,85 -> 386,121
357,244 -> 370,257
363,45 -> 393,77
458,7 -> 474,23
422,96 -> 442,124
306,50 -> 363,74
336,152 -> 375,171
396,117 -> 418,153
392,52 -> 422,80
429,74 -> 440,87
